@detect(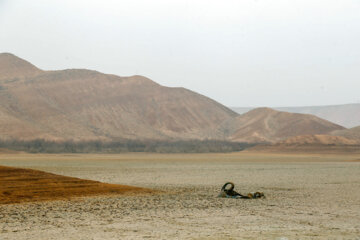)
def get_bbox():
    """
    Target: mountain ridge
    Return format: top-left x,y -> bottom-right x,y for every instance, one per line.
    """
332,126 -> 360,141
0,53 -> 237,141
0,53 -> 348,145
0,53 -> 43,81
232,103 -> 360,128
223,108 -> 345,143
